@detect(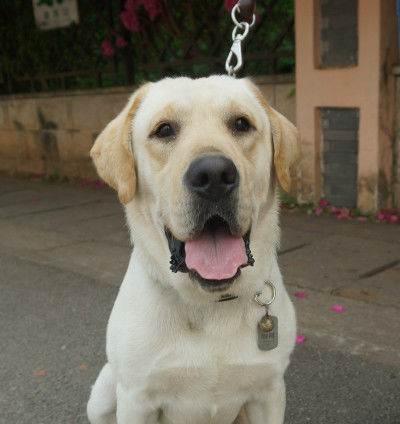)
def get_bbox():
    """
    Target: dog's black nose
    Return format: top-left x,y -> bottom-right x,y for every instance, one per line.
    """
184,155 -> 239,200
